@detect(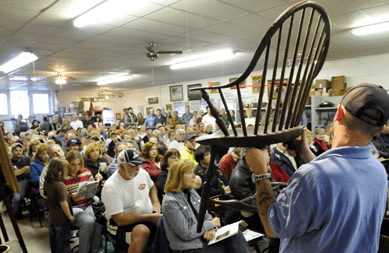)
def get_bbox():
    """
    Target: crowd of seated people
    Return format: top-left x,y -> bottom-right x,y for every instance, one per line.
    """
5,104 -> 377,253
